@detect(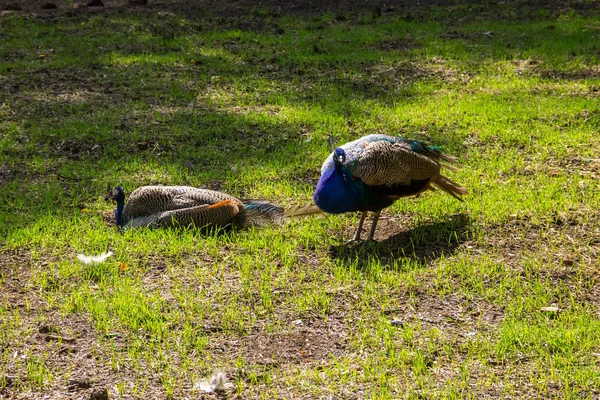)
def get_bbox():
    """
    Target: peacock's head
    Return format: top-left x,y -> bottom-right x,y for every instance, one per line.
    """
110,186 -> 125,203
333,148 -> 346,166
